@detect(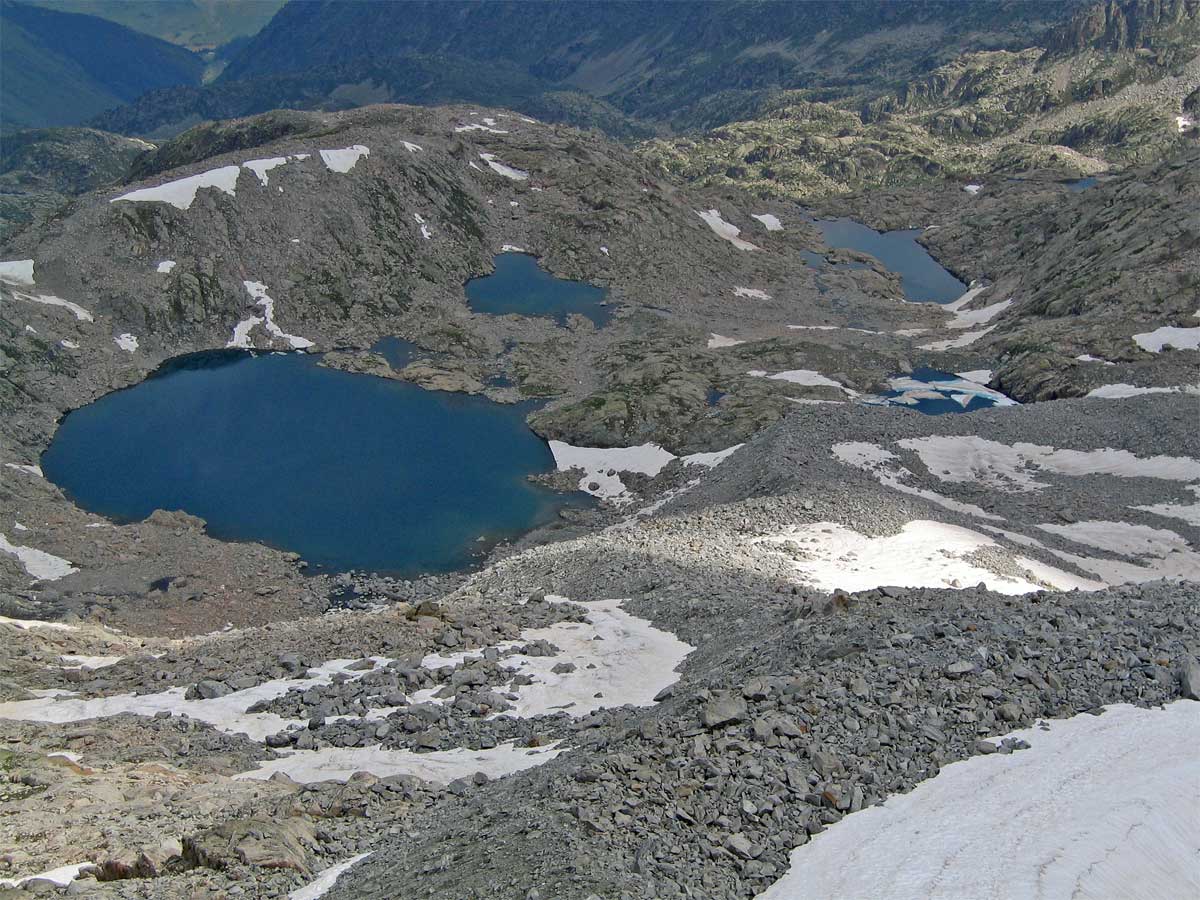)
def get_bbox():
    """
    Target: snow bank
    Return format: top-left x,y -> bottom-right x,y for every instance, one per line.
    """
733,287 -> 771,300
682,445 -> 743,468
319,146 -> 369,173
946,298 -> 1010,330
113,333 -> 138,352
919,325 -> 996,350
1034,520 -> 1200,584
0,657 -> 388,741
549,441 -> 677,501
1136,485 -> 1200,526
111,166 -> 240,209
896,436 -> 1200,492
1132,325 -> 1200,353
695,210 -> 759,251
239,741 -> 562,786
0,615 -> 76,631
758,702 -> 1200,900
0,259 -> 35,285
707,334 -> 744,348
59,654 -> 122,670
227,281 -> 314,350
0,862 -> 95,891
6,462 -> 43,478
0,533 -> 78,581
1086,383 -> 1197,399
156,260 -> 176,274
243,156 -> 288,186
758,520 -> 1056,594
751,213 -> 782,231
749,369 -> 858,396
478,153 -> 528,180
955,369 -> 992,384
290,854 -> 372,900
